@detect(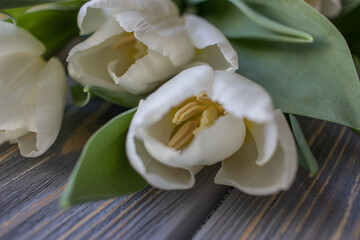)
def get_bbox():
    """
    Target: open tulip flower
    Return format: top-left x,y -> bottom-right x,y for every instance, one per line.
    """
303,0 -> 342,18
0,21 -> 67,157
67,0 -> 238,95
126,65 -> 298,195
